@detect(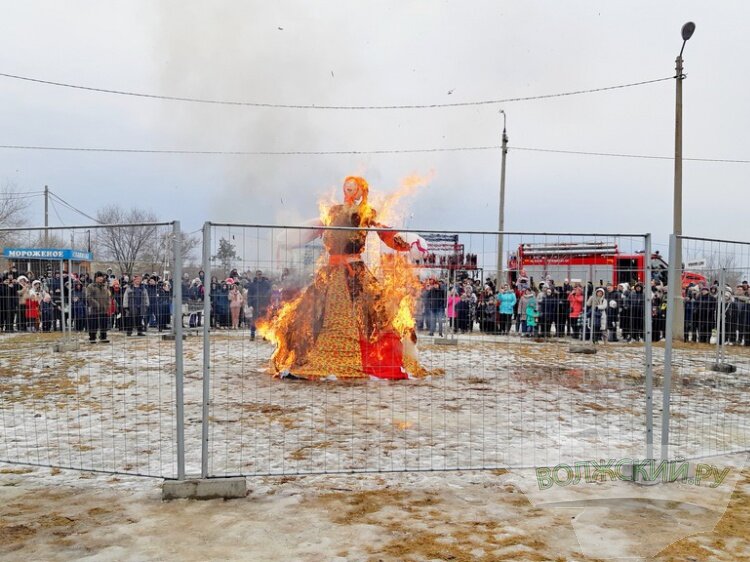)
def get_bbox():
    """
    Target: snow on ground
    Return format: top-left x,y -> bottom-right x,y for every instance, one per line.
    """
1,330 -> 749,478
